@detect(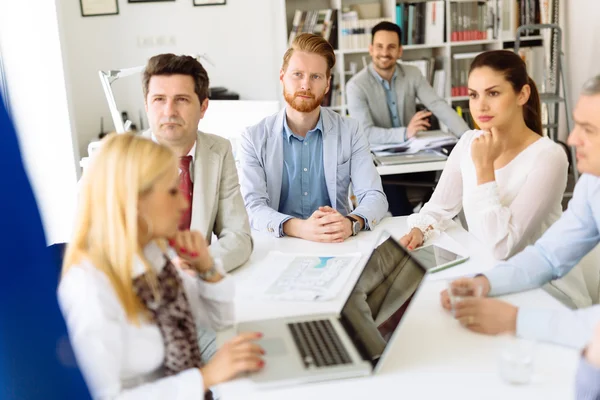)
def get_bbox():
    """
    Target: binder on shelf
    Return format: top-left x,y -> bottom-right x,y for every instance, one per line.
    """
450,0 -> 495,42
425,1 -> 445,45
500,0 -> 542,40
451,52 -> 482,96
